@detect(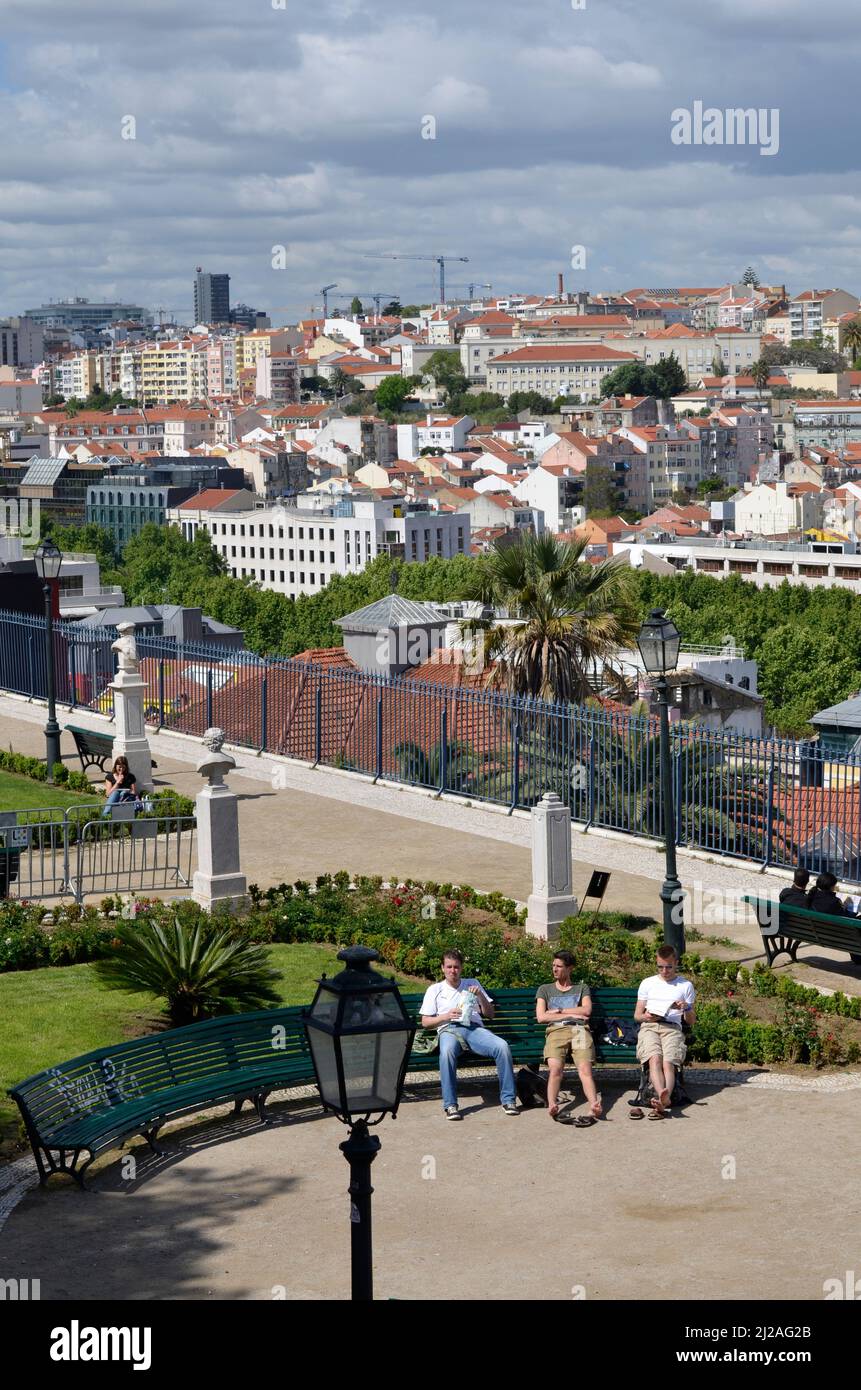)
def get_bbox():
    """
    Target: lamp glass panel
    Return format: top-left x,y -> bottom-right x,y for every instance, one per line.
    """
341,1029 -> 410,1114
307,1026 -> 341,1112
